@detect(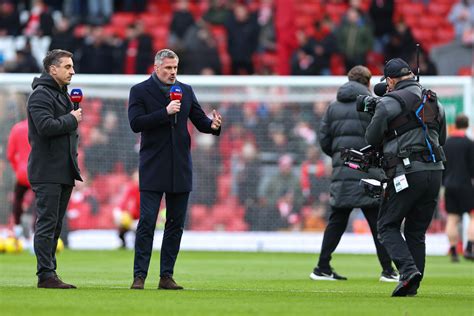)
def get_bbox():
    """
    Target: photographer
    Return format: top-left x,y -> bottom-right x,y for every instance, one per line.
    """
309,66 -> 396,282
365,58 -> 447,297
